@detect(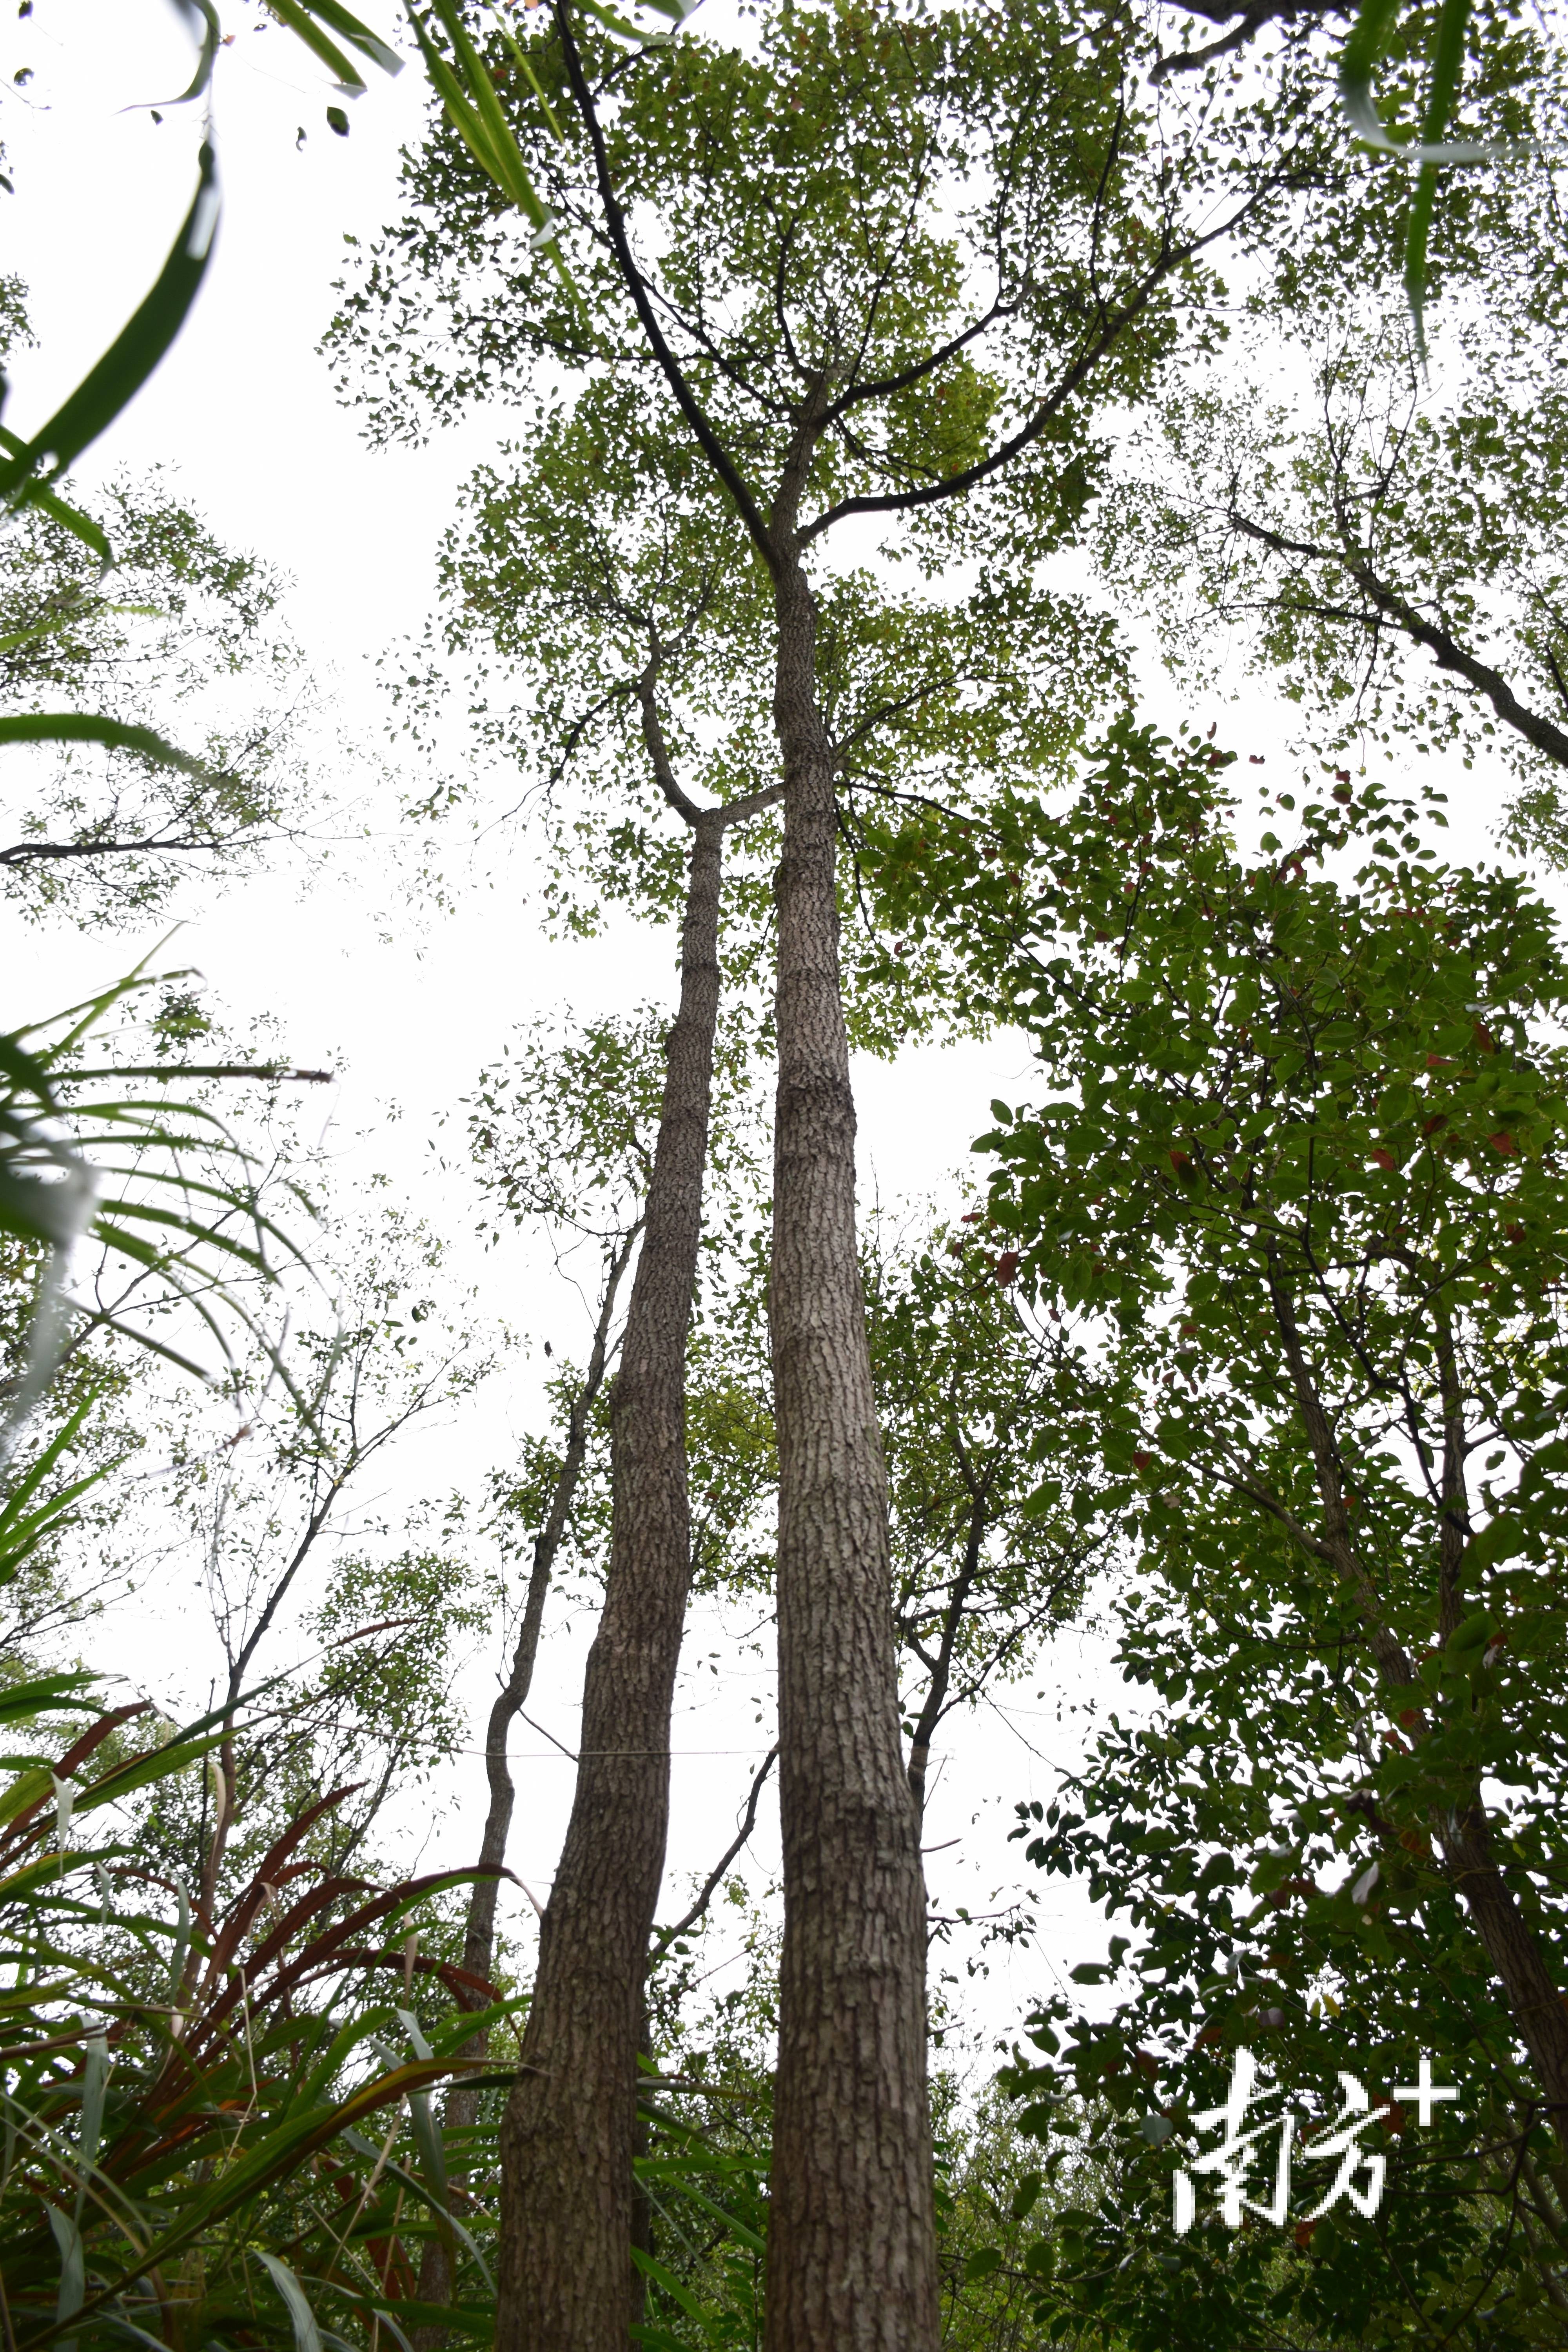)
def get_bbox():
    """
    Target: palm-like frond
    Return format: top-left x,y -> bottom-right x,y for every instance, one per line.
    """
0,966 -> 331,1471
0,1672 -> 517,2352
